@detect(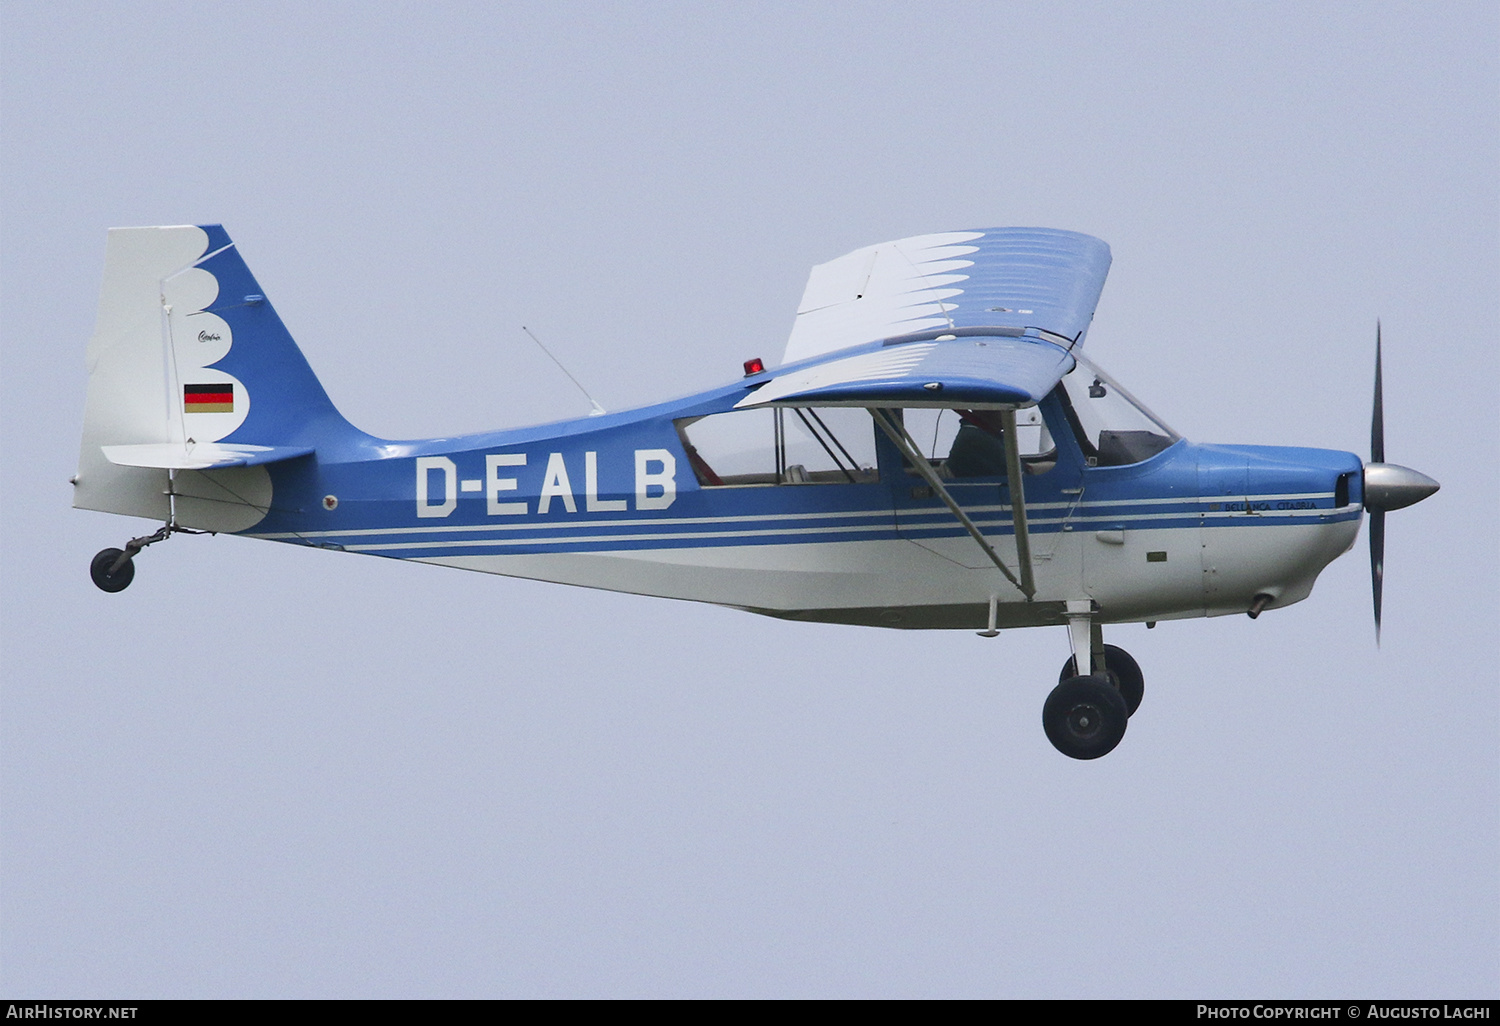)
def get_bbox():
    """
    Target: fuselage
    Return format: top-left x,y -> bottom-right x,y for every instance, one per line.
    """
182,366 -> 1365,632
